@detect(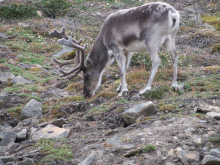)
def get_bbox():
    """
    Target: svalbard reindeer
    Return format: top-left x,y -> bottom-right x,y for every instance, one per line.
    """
50,2 -> 180,97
